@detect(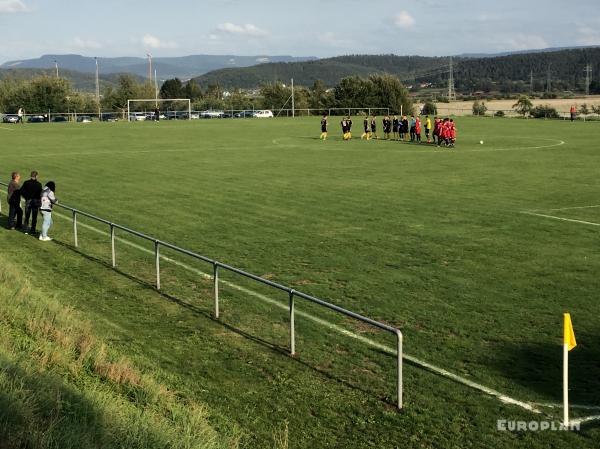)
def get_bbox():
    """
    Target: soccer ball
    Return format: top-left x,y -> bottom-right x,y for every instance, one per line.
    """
480,140 -> 484,145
